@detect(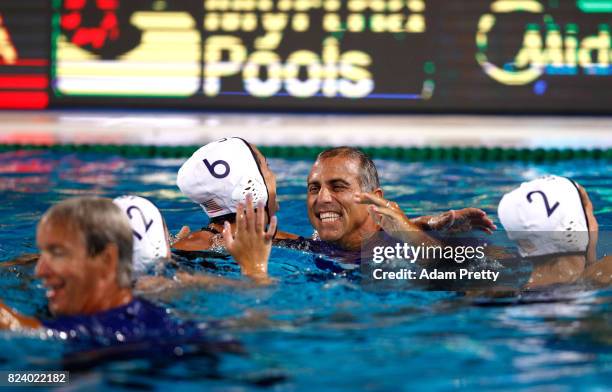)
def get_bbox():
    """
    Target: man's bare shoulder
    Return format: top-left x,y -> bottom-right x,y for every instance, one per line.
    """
273,230 -> 299,240
173,230 -> 215,251
1,253 -> 39,267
